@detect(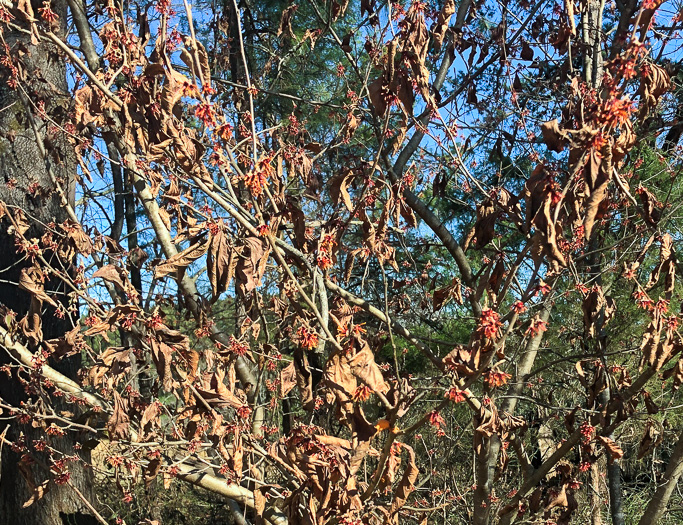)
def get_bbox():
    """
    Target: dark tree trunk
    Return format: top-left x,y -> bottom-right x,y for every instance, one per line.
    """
663,102 -> 683,153
0,1 -> 95,523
